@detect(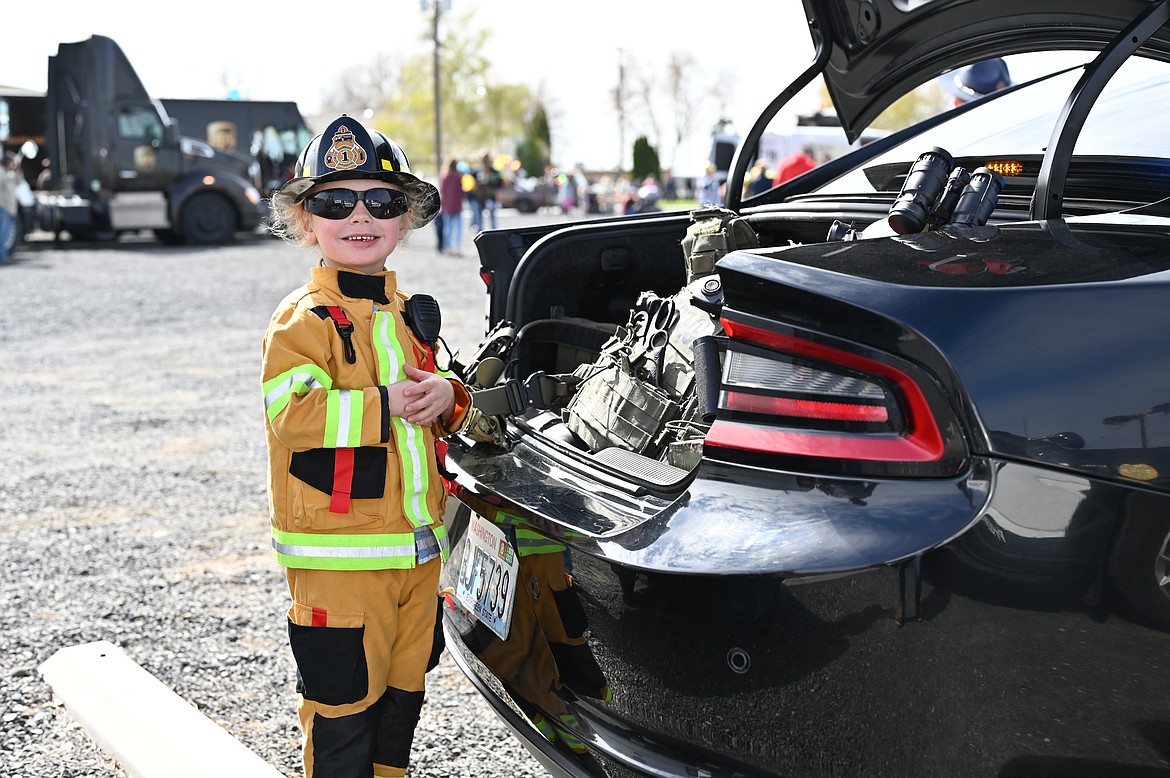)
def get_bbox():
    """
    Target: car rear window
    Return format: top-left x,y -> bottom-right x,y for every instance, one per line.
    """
817,58 -> 1170,199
